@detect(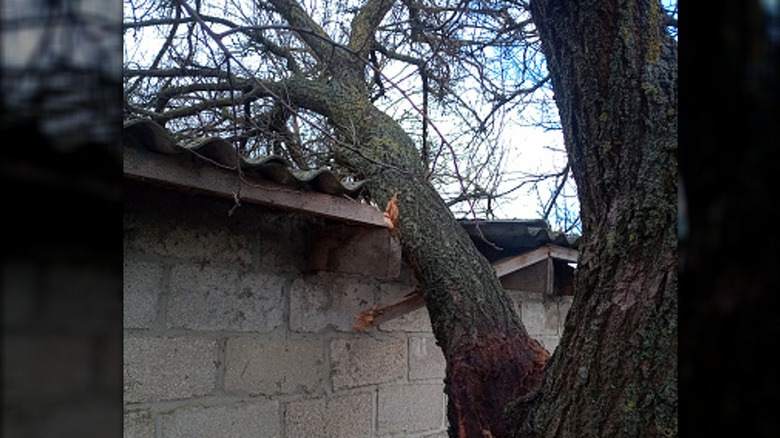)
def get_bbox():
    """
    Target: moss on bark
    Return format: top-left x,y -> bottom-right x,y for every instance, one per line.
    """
527,0 -> 678,436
